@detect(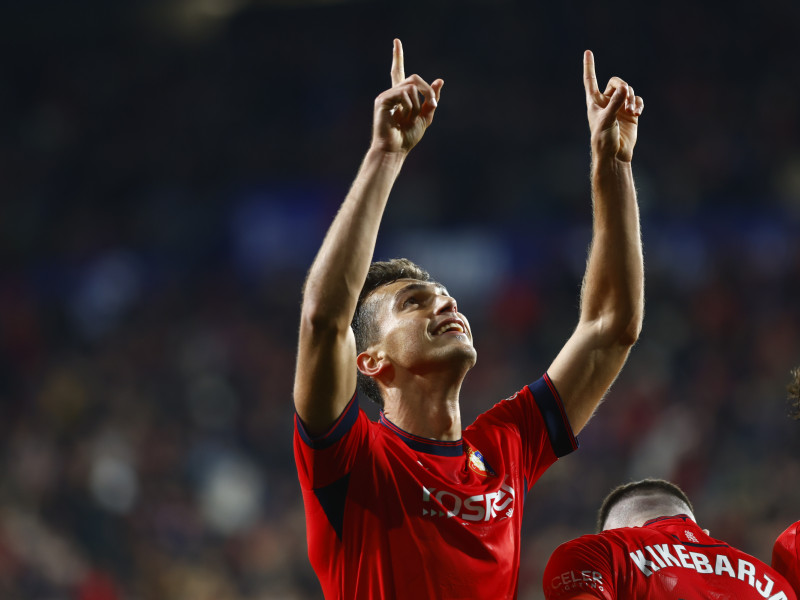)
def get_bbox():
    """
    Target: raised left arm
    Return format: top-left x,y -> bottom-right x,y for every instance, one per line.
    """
547,50 -> 645,434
